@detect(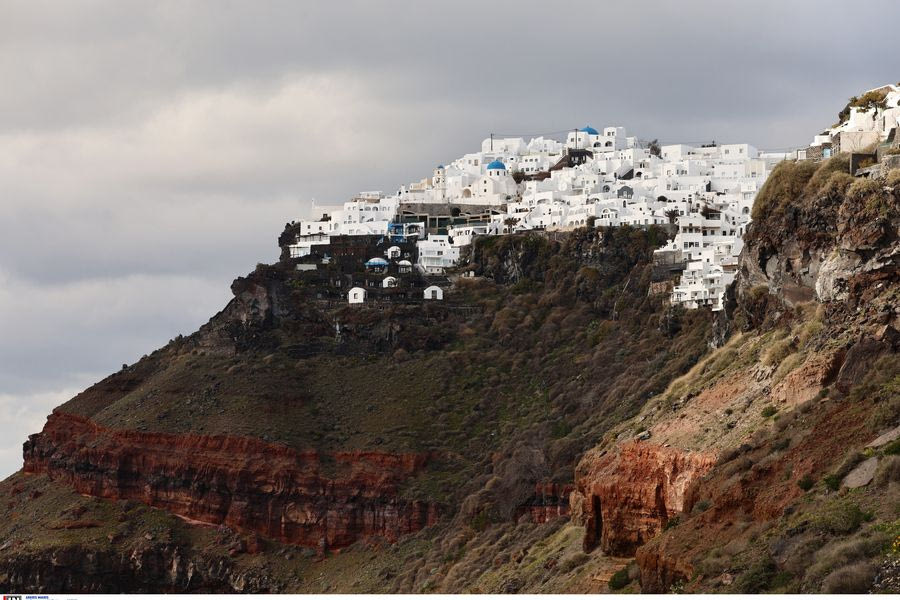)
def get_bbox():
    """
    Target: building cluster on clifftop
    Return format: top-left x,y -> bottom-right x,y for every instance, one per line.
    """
285,85 -> 900,310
